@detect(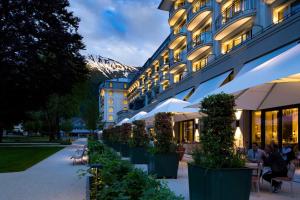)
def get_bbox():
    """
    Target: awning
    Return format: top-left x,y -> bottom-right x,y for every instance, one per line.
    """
127,111 -> 147,123
188,70 -> 232,107
116,118 -> 130,126
210,42 -> 300,110
174,87 -> 194,101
